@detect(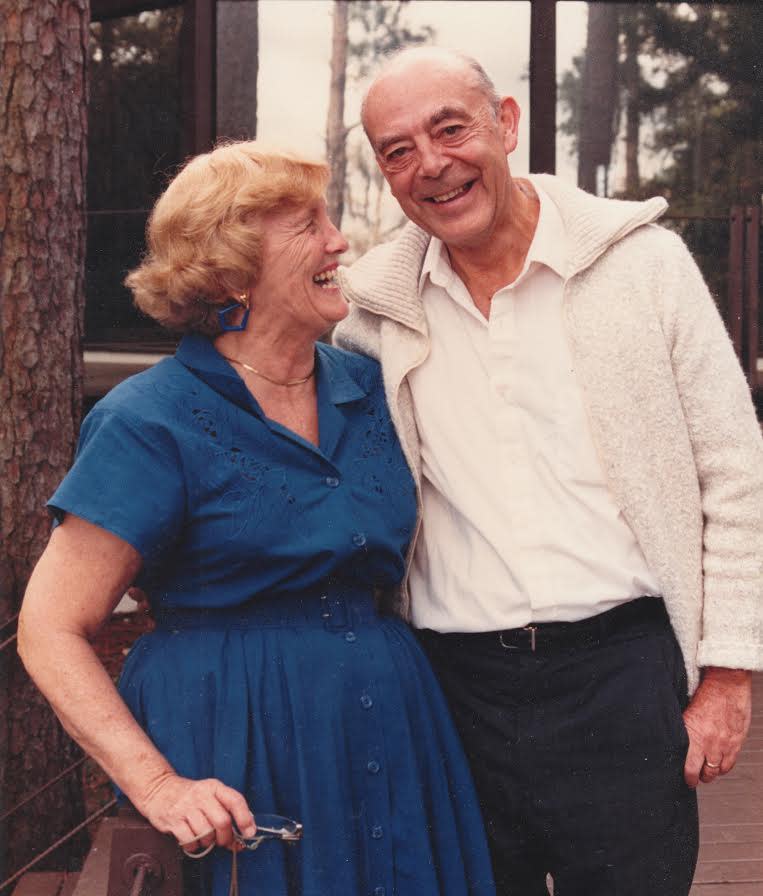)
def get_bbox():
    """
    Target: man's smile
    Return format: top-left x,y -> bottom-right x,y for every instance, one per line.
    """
424,180 -> 476,203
